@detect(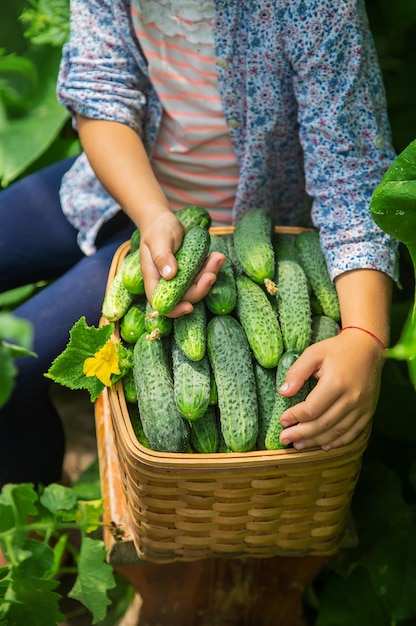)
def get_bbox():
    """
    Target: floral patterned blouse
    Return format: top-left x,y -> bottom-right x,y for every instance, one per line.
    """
56,0 -> 399,283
